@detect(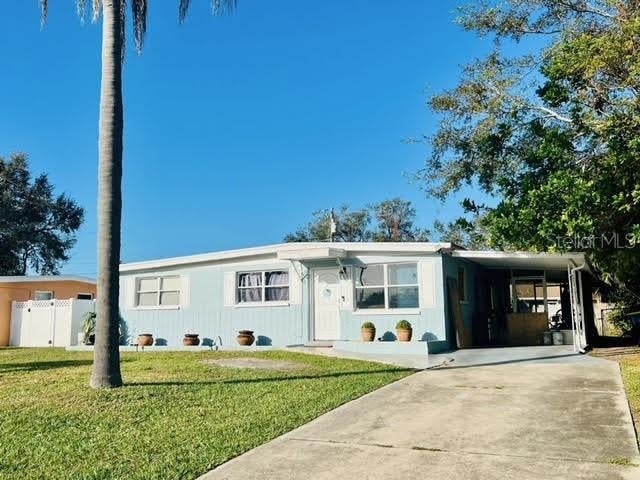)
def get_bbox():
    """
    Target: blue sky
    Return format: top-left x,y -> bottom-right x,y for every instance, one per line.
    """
0,1 -> 494,277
